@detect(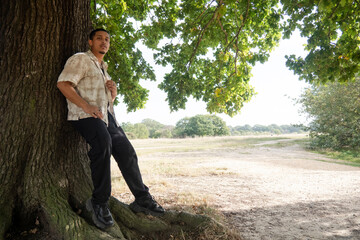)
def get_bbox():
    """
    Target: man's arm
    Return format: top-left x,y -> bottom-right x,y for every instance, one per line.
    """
57,81 -> 104,119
